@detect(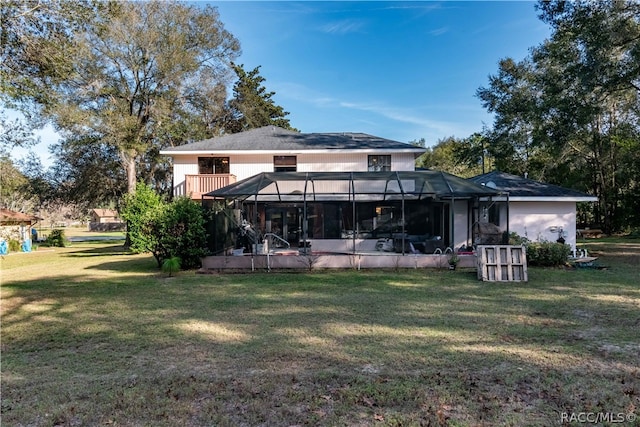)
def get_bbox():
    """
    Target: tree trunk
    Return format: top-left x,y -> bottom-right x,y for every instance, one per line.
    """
123,154 -> 137,249
125,156 -> 137,194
